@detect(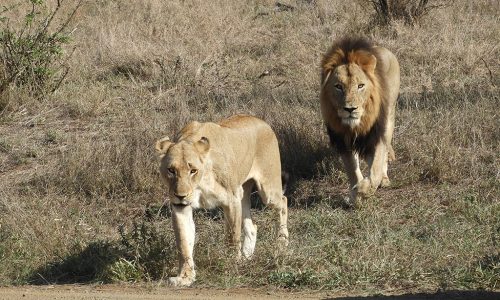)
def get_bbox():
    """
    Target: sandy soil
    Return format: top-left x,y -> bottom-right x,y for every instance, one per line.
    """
1,285 -> 498,300
0,284 -> 329,300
